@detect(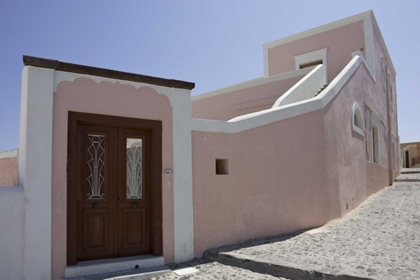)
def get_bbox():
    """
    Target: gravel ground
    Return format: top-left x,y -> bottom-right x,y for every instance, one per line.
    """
216,182 -> 420,279
147,259 -> 289,280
